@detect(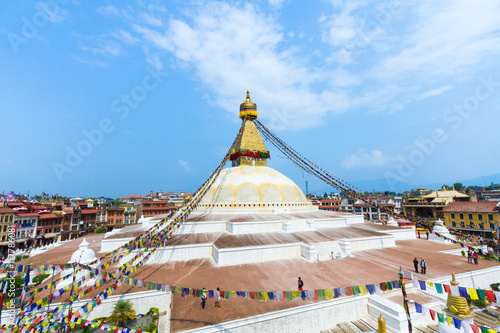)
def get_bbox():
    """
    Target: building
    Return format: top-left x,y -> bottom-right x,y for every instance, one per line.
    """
80,209 -> 98,235
353,200 -> 395,221
105,205 -> 138,229
118,195 -> 145,204
403,186 -> 470,219
443,201 -> 500,238
316,199 -> 342,212
36,213 -> 62,245
0,207 -> 15,256
141,201 -> 177,217
122,205 -> 136,225
96,206 -> 107,229
14,212 -> 39,247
